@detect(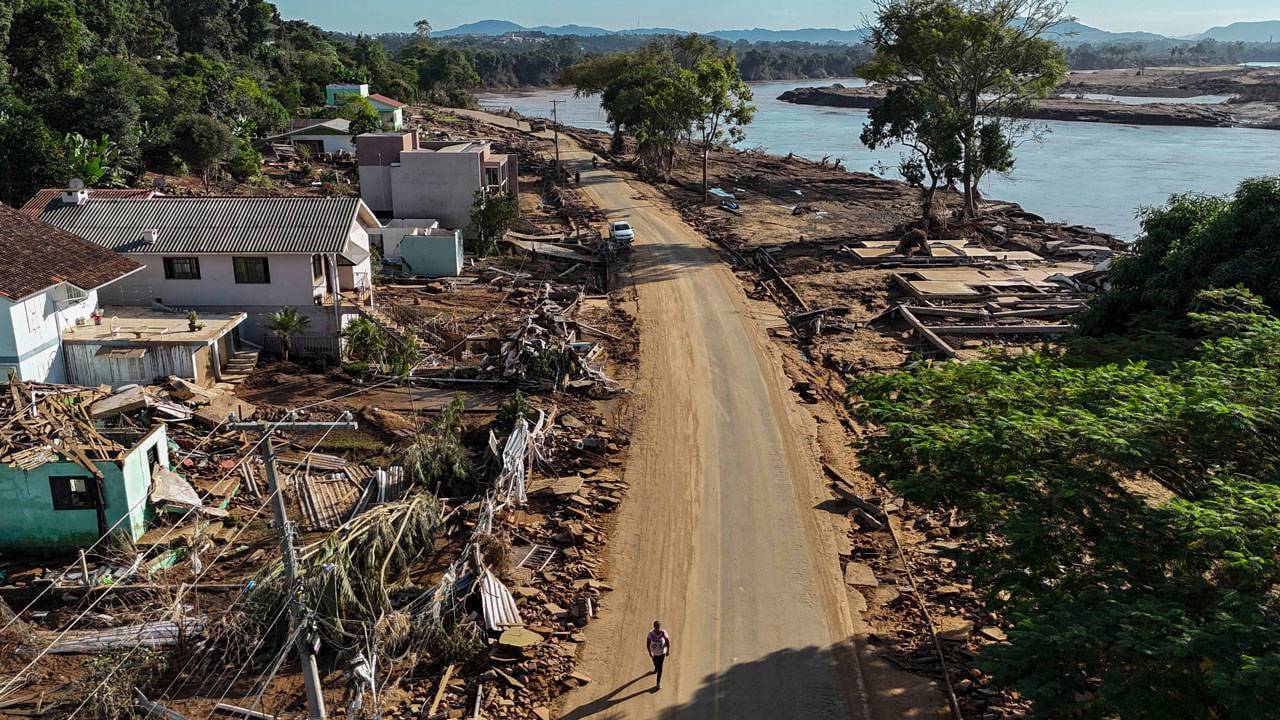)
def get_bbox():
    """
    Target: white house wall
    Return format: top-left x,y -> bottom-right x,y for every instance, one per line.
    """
0,286 -> 99,383
99,254 -> 327,308
291,133 -> 355,154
